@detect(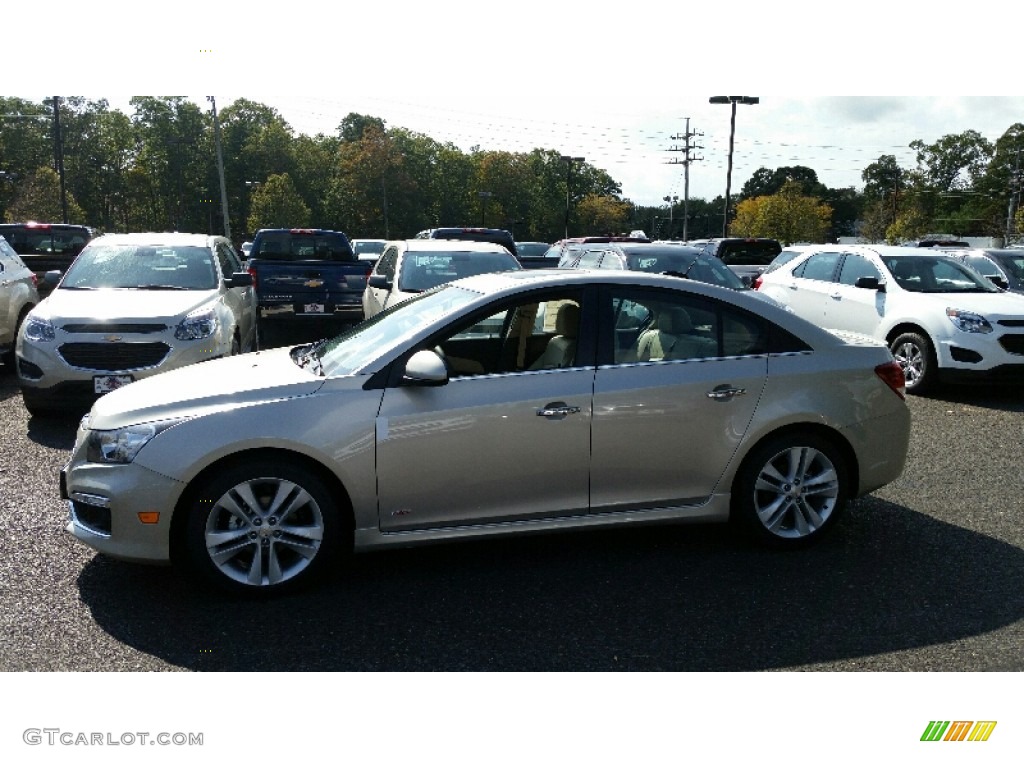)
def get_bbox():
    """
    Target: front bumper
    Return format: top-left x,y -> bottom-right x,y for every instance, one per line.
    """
61,456 -> 184,565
